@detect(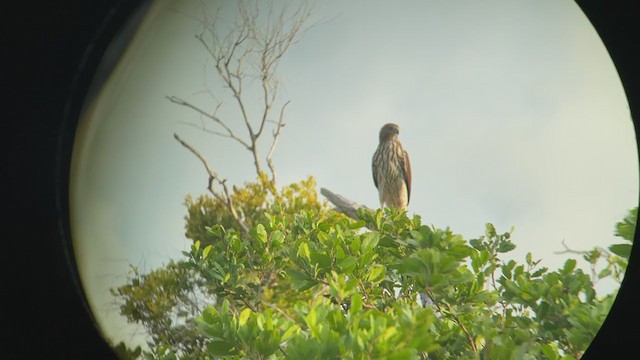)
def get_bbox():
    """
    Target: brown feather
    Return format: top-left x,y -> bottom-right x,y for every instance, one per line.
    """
402,149 -> 412,204
372,123 -> 411,210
